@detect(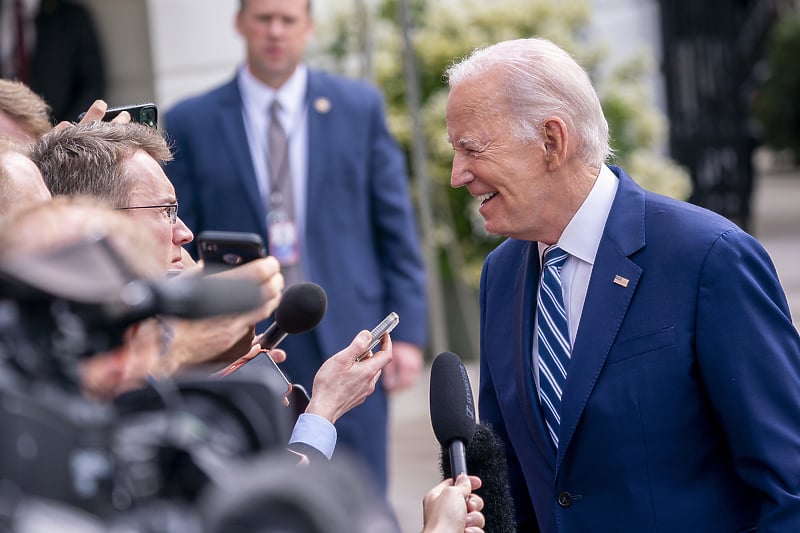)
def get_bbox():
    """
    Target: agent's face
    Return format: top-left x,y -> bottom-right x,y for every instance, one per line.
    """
446,76 -> 556,242
237,0 -> 314,89
122,150 -> 193,271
